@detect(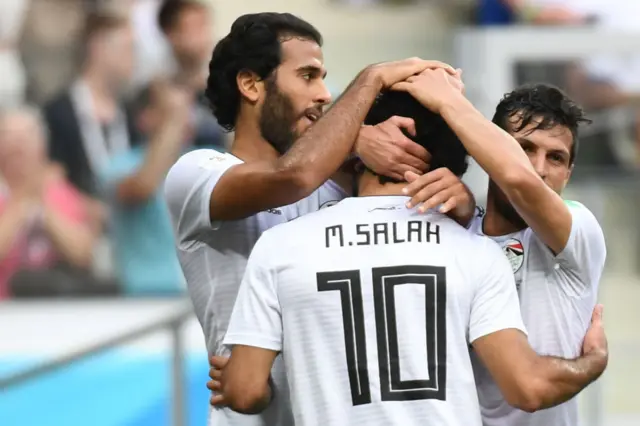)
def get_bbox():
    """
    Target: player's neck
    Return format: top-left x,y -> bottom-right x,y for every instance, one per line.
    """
357,173 -> 407,197
482,197 -> 527,236
230,119 -> 280,163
